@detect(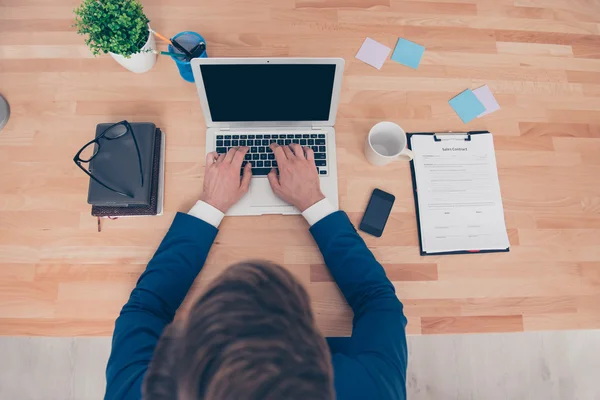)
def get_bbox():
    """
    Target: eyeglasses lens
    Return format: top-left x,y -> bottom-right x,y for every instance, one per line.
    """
105,124 -> 128,139
79,142 -> 98,162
